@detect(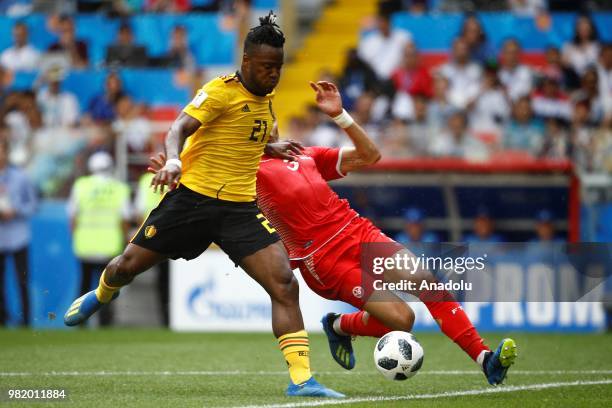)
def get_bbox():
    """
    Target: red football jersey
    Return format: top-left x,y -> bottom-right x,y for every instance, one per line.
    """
256,146 -> 358,260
